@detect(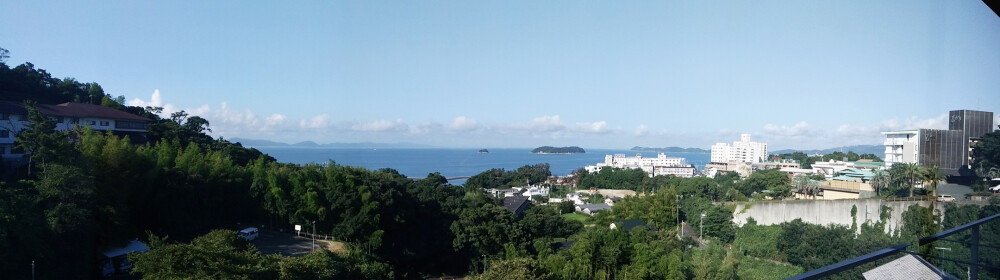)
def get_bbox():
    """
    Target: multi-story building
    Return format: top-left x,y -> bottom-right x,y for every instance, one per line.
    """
711,133 -> 768,163
585,153 -> 696,177
882,110 -> 994,176
0,101 -> 149,161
